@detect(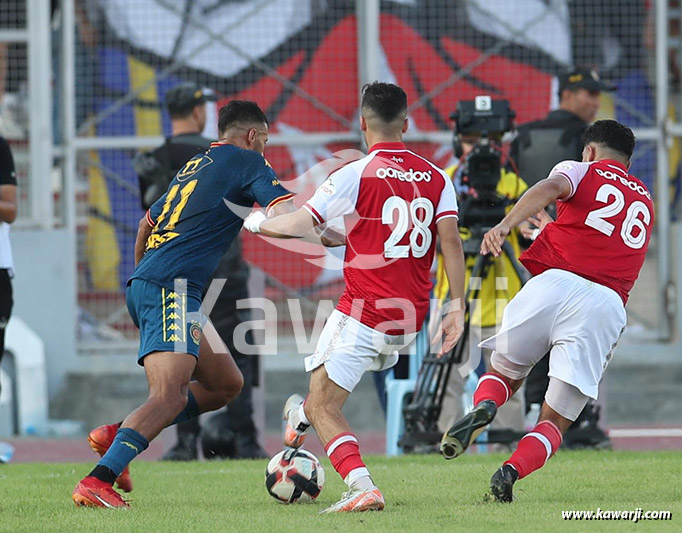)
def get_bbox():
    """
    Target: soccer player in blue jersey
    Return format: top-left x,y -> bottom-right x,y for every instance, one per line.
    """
73,101 -> 296,508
